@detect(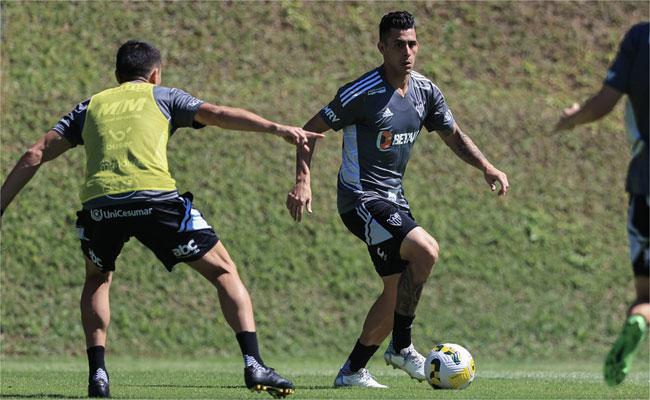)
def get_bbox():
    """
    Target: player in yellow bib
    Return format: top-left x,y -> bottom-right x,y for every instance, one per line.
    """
1,40 -> 323,398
